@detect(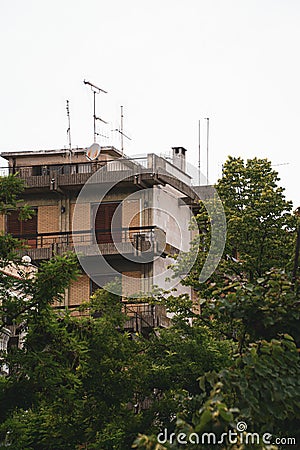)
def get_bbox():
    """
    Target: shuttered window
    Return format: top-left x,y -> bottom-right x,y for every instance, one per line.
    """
92,202 -> 122,244
6,209 -> 38,248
